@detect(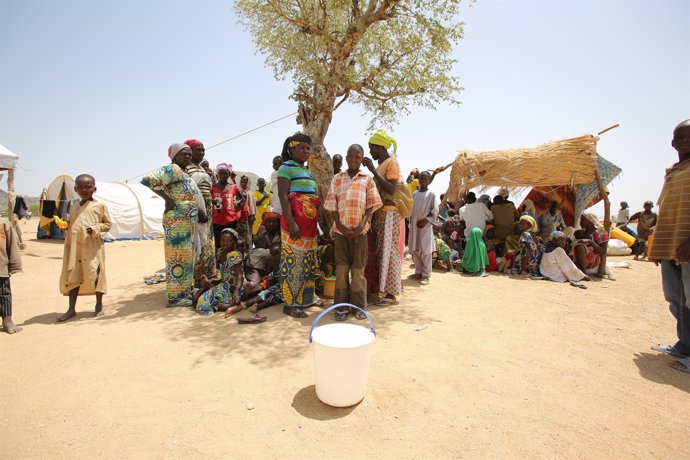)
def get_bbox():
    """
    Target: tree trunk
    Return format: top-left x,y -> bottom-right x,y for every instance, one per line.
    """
300,107 -> 335,236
